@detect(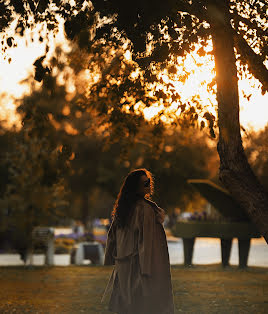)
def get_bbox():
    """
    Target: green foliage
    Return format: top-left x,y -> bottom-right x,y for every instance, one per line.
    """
90,0 -> 268,92
69,123 -> 217,215
1,68 -> 216,222
33,56 -> 51,82
0,93 -> 69,249
3,0 -> 266,214
1,0 -> 267,240
2,0 -> 266,135
0,37 -> 220,225
54,237 -> 75,254
1,0 -> 267,94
